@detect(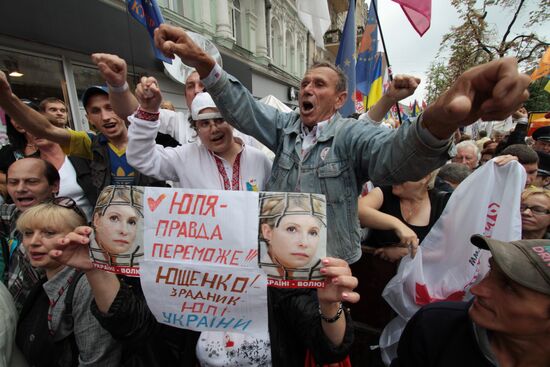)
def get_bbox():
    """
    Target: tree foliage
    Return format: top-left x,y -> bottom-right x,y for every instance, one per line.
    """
426,0 -> 549,102
524,79 -> 550,112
